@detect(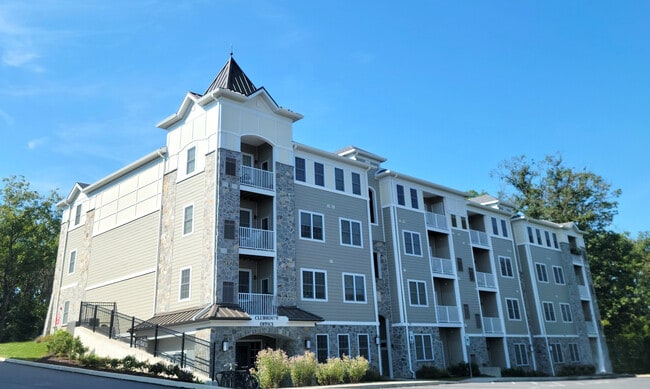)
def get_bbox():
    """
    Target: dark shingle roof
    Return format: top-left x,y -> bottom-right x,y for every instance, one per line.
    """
199,303 -> 250,321
204,56 -> 257,96
277,306 -> 324,322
